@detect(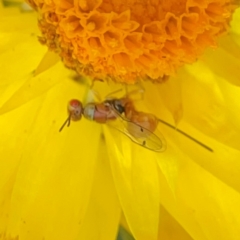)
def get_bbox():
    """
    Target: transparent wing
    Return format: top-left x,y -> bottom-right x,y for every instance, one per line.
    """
106,113 -> 167,152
